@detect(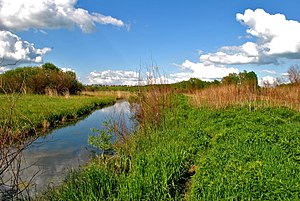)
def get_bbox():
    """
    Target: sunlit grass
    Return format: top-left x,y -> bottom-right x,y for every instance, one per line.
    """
0,94 -> 116,134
